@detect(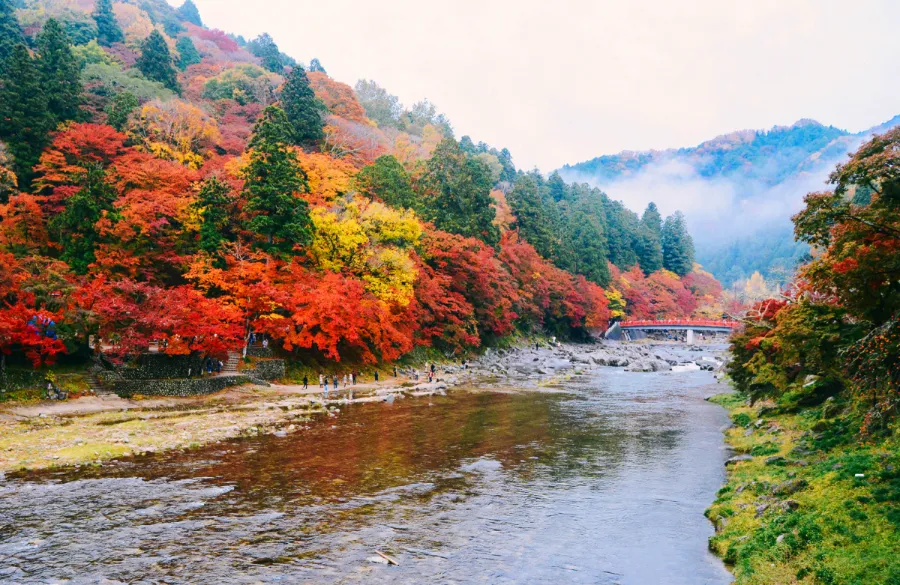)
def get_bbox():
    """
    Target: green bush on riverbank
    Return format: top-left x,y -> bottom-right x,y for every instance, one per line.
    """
707,393 -> 900,585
